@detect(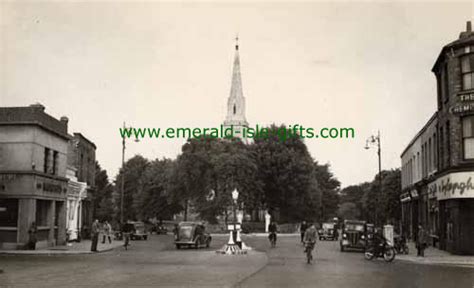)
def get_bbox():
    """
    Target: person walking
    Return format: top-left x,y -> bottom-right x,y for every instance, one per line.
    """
27,222 -> 37,250
417,225 -> 427,257
300,221 -> 308,244
122,221 -> 134,250
102,220 -> 112,244
91,219 -> 100,252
